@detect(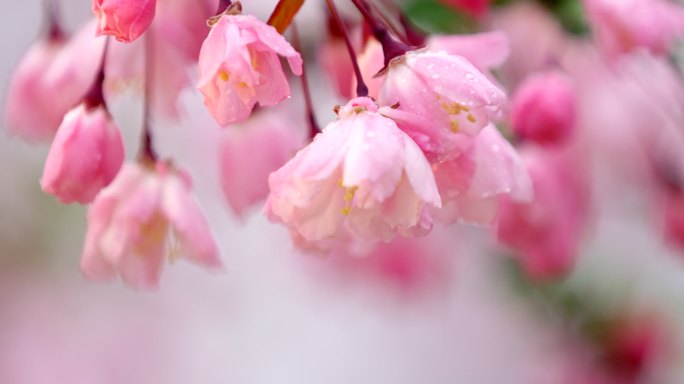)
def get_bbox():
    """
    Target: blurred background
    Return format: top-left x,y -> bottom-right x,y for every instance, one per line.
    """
2,0 -> 684,383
